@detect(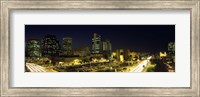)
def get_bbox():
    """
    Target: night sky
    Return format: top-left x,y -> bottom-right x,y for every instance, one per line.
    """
25,25 -> 175,53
